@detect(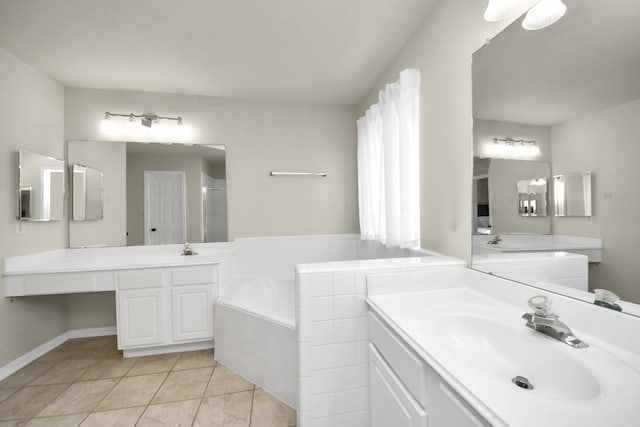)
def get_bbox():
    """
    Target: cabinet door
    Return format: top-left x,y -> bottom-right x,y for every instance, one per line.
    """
118,288 -> 165,348
172,284 -> 214,342
369,344 -> 428,427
